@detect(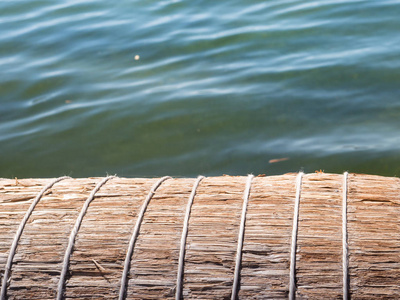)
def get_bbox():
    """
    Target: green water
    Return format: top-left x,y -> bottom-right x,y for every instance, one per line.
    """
1,0 -> 400,178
